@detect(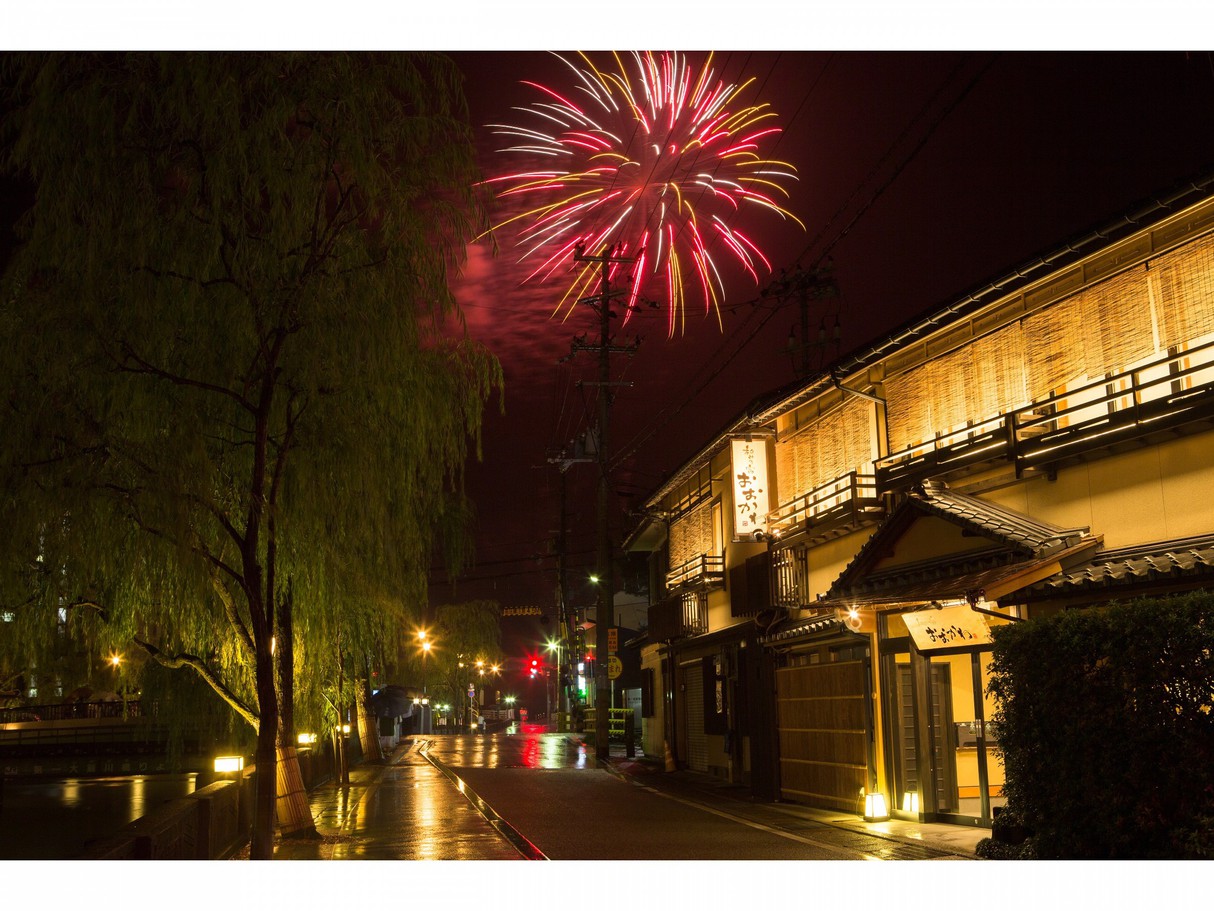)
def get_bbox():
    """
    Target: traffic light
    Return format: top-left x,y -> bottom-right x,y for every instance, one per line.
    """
529,657 -> 539,678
